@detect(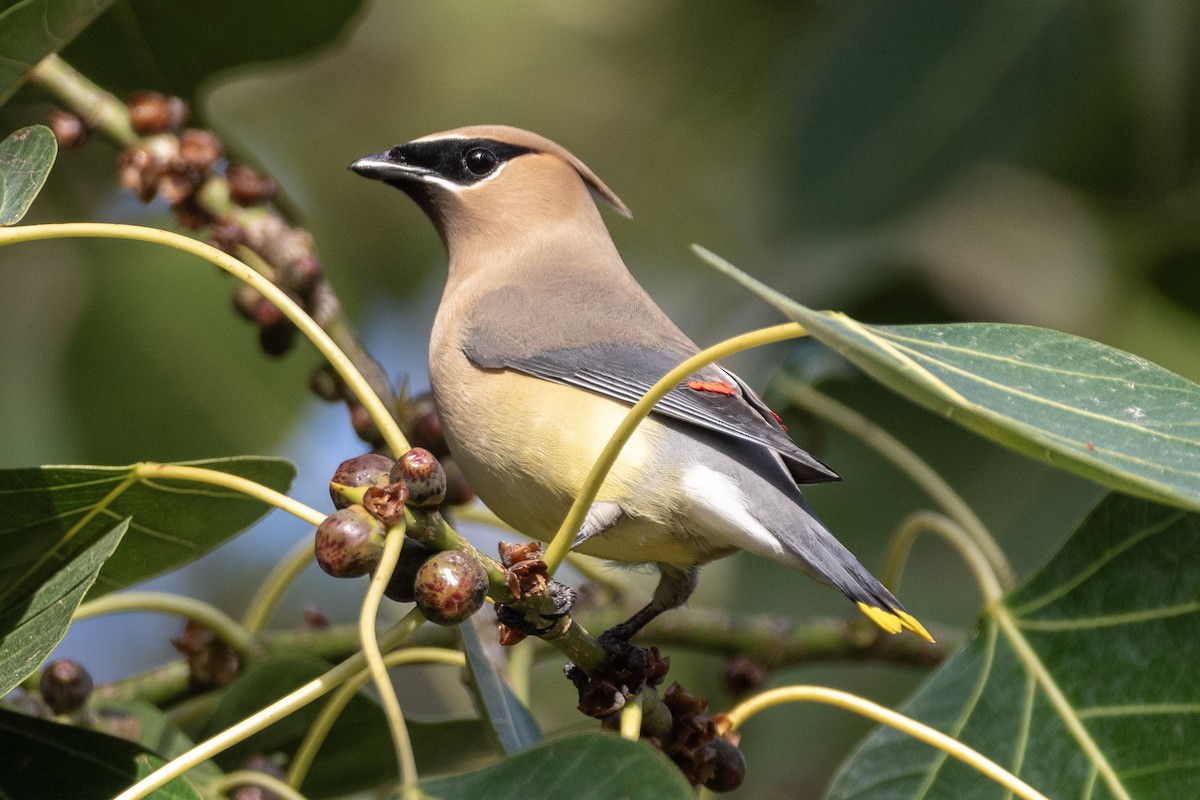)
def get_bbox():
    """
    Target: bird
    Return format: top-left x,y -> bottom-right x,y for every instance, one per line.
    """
350,125 -> 931,644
